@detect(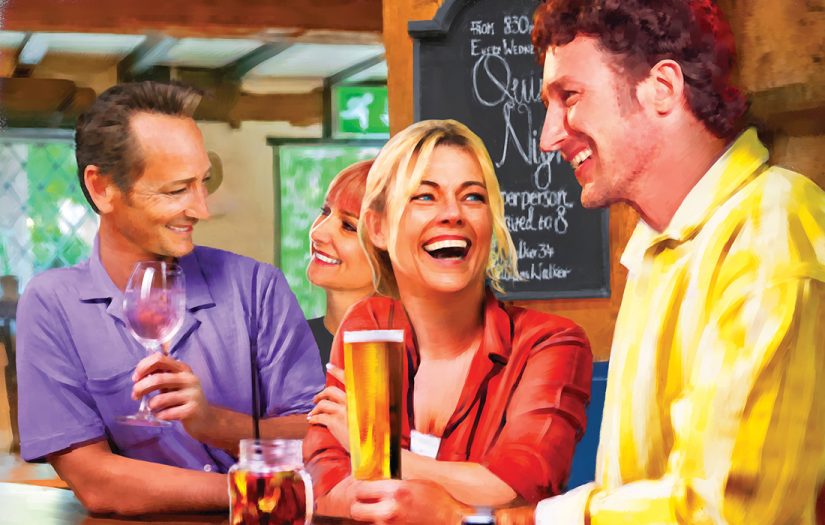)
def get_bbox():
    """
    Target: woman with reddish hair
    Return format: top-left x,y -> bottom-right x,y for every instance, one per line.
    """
305,159 -> 375,365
